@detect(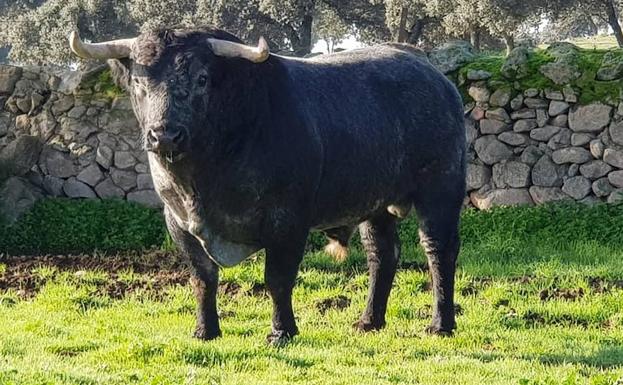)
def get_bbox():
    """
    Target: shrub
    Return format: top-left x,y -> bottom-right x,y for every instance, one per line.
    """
0,198 -> 166,254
